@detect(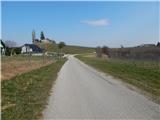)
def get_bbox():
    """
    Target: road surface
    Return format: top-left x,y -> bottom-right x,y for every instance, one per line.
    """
43,56 -> 160,119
